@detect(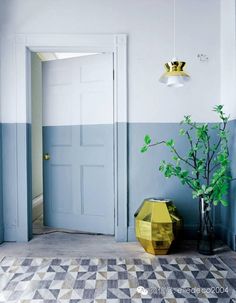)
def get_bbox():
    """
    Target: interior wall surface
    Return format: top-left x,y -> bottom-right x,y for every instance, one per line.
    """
0,0 -> 225,242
